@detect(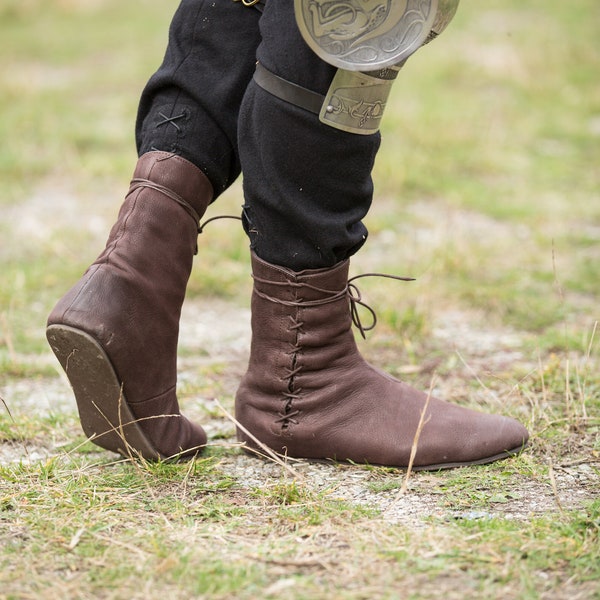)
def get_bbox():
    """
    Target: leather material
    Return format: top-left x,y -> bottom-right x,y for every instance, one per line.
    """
235,253 -> 529,469
47,151 -> 213,459
253,61 -> 324,115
